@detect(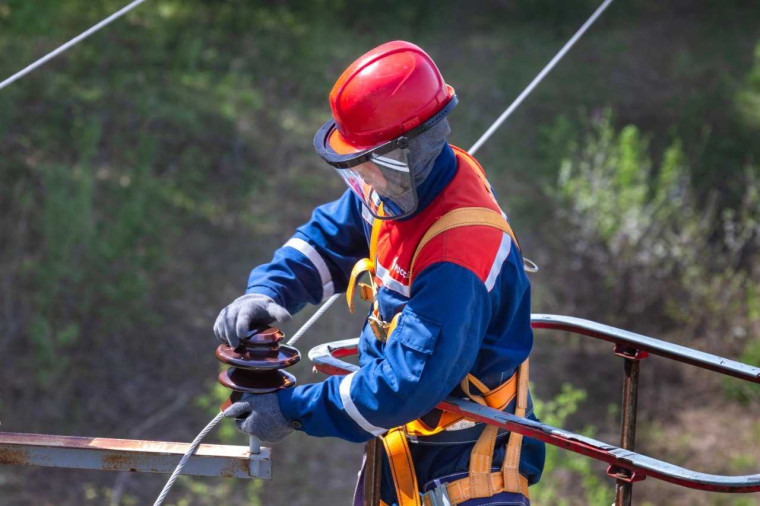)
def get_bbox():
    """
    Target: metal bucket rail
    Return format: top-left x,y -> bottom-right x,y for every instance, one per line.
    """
0,432 -> 271,479
308,315 -> 760,503
531,314 -> 760,382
